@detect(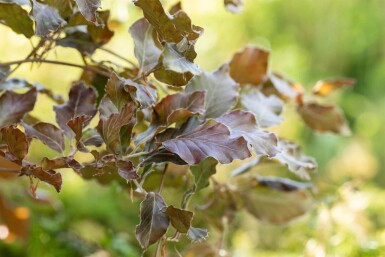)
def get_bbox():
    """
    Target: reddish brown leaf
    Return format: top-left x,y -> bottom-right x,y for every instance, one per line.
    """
23,122 -> 65,153
262,73 -> 304,99
312,78 -> 356,96
22,166 -> 62,192
163,120 -> 251,165
97,102 -> 136,154
67,115 -> 92,143
229,46 -> 269,85
0,88 -> 37,128
41,157 -> 83,172
297,102 -> 351,135
54,82 -> 97,137
88,11 -> 114,45
0,126 -> 28,163
105,72 -> 132,112
216,110 -> 278,157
